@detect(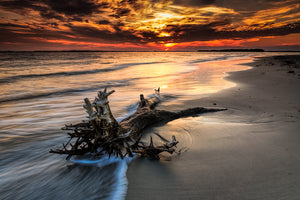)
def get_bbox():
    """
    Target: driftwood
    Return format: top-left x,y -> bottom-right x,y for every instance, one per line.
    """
50,88 -> 226,160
